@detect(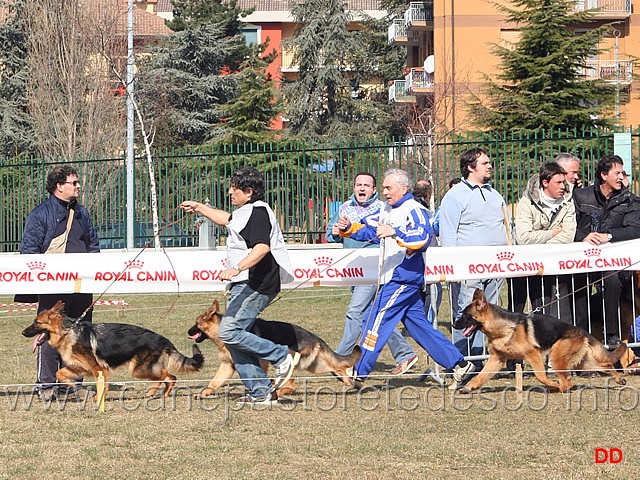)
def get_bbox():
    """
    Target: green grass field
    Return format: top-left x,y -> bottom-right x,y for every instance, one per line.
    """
0,289 -> 638,479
